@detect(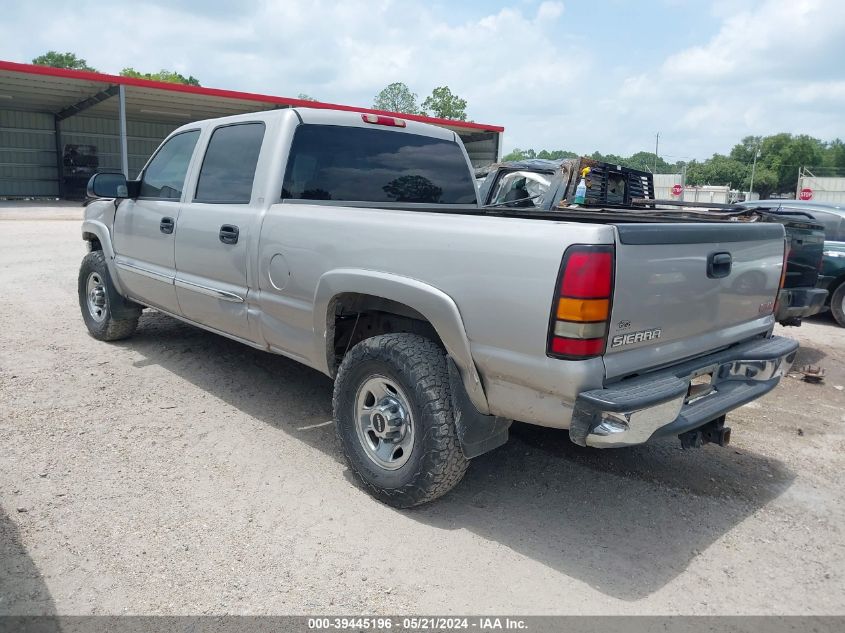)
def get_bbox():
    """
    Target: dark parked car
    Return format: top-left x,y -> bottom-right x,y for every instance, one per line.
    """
738,200 -> 845,326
